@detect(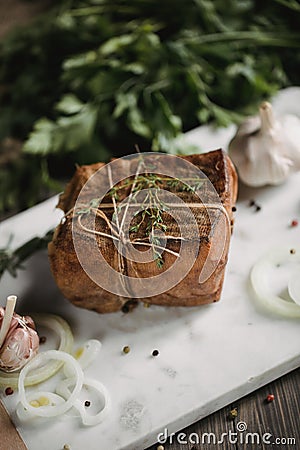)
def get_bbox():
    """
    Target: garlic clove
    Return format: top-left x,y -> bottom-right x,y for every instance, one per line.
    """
23,315 -> 37,331
260,101 -> 276,131
234,115 -> 260,137
0,302 -> 39,373
236,136 -> 292,187
229,101 -> 300,187
0,327 -> 39,372
281,114 -> 300,170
